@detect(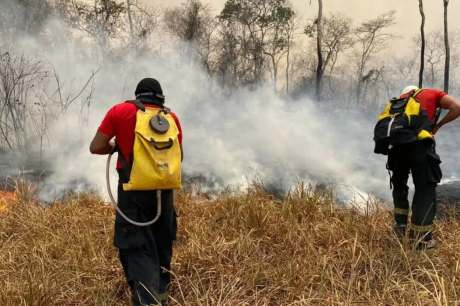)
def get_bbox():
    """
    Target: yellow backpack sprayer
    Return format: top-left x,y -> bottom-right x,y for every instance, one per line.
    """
106,100 -> 182,227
